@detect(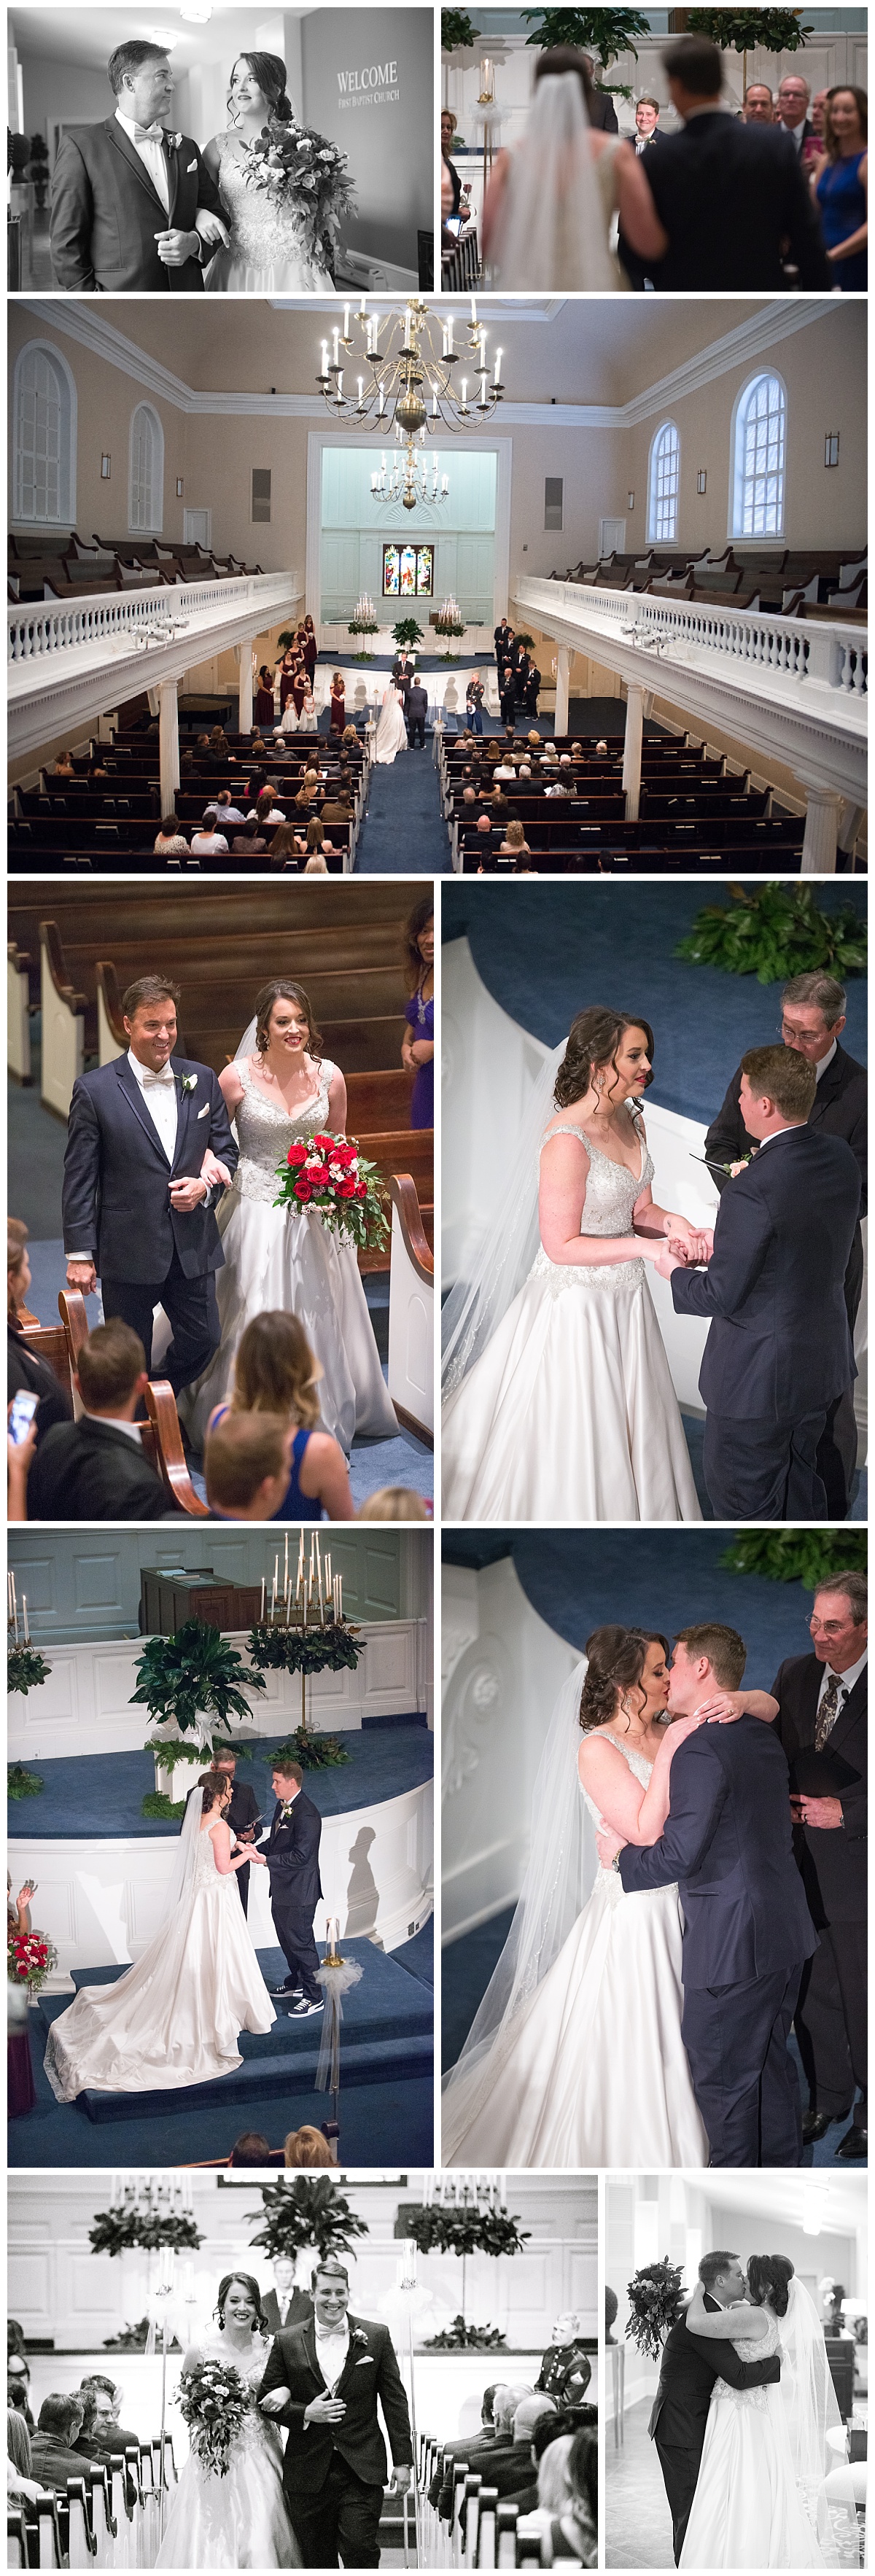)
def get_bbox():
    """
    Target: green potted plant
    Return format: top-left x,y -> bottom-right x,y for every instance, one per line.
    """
392,616 -> 424,653
28,136 -> 50,209
687,10 -> 814,99
129,1619 -> 266,1796
522,7 -> 651,104
442,10 -> 481,51
675,884 -> 866,985
249,2174 -> 370,2266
